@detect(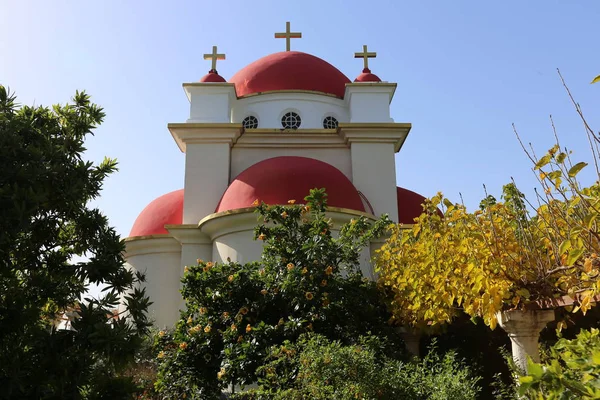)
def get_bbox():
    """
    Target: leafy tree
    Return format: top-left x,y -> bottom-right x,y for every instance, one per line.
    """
376,76 -> 600,331
519,328 -> 600,399
0,86 -> 151,399
153,189 -> 412,399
